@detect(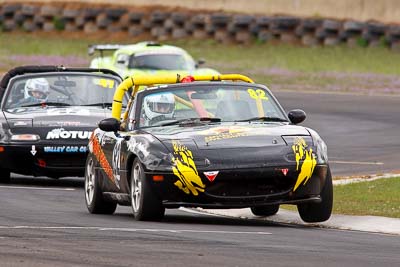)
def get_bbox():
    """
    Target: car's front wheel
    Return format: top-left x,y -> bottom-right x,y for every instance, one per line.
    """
250,205 -> 279,216
297,167 -> 333,223
0,168 -> 10,183
130,158 -> 165,221
85,155 -> 117,214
